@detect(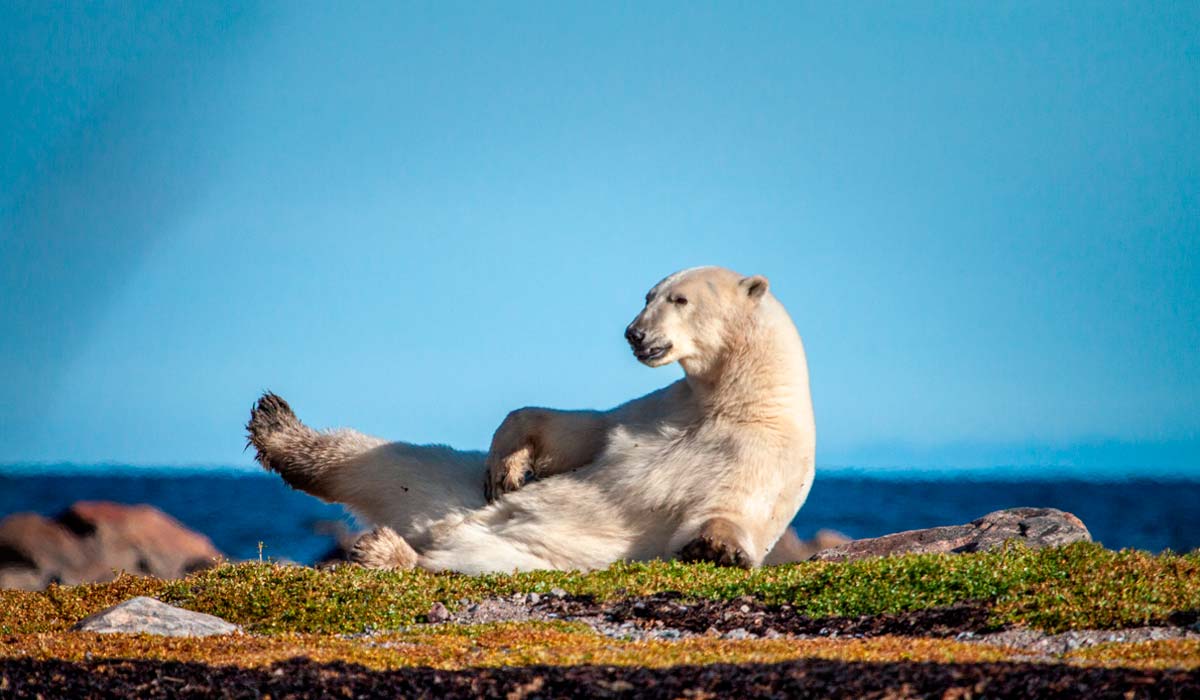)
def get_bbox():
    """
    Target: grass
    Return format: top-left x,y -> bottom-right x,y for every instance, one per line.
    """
1,542 -> 1197,636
